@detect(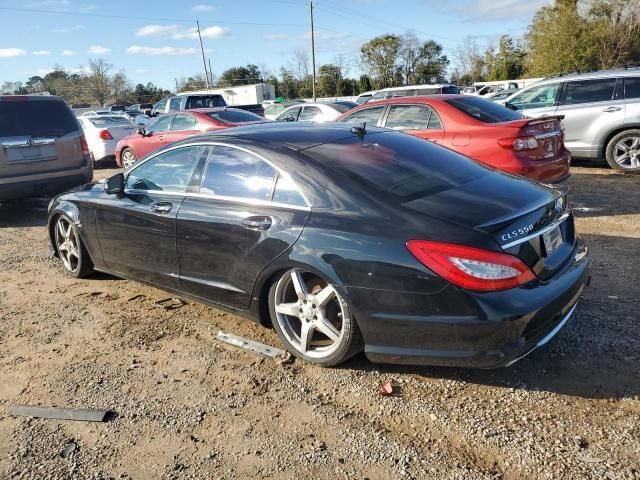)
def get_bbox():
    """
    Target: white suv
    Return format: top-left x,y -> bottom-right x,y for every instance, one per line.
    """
504,69 -> 640,172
